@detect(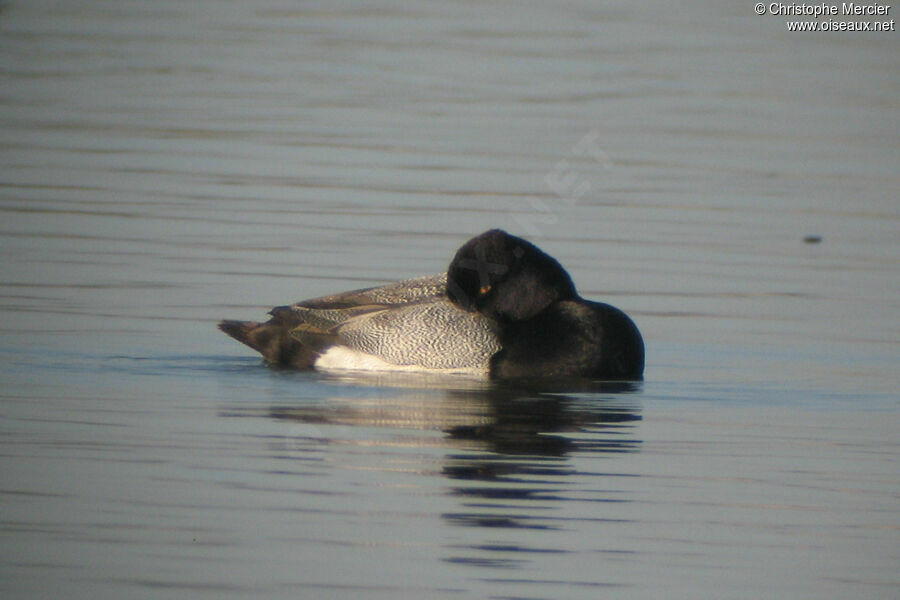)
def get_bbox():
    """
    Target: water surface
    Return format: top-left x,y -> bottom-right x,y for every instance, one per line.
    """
1,1 -> 898,598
